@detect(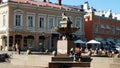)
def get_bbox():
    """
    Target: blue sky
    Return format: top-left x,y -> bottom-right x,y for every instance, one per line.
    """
50,0 -> 120,14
